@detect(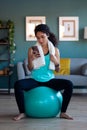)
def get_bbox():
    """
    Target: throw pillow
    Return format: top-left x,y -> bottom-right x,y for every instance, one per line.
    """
54,58 -> 70,75
81,63 -> 87,76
